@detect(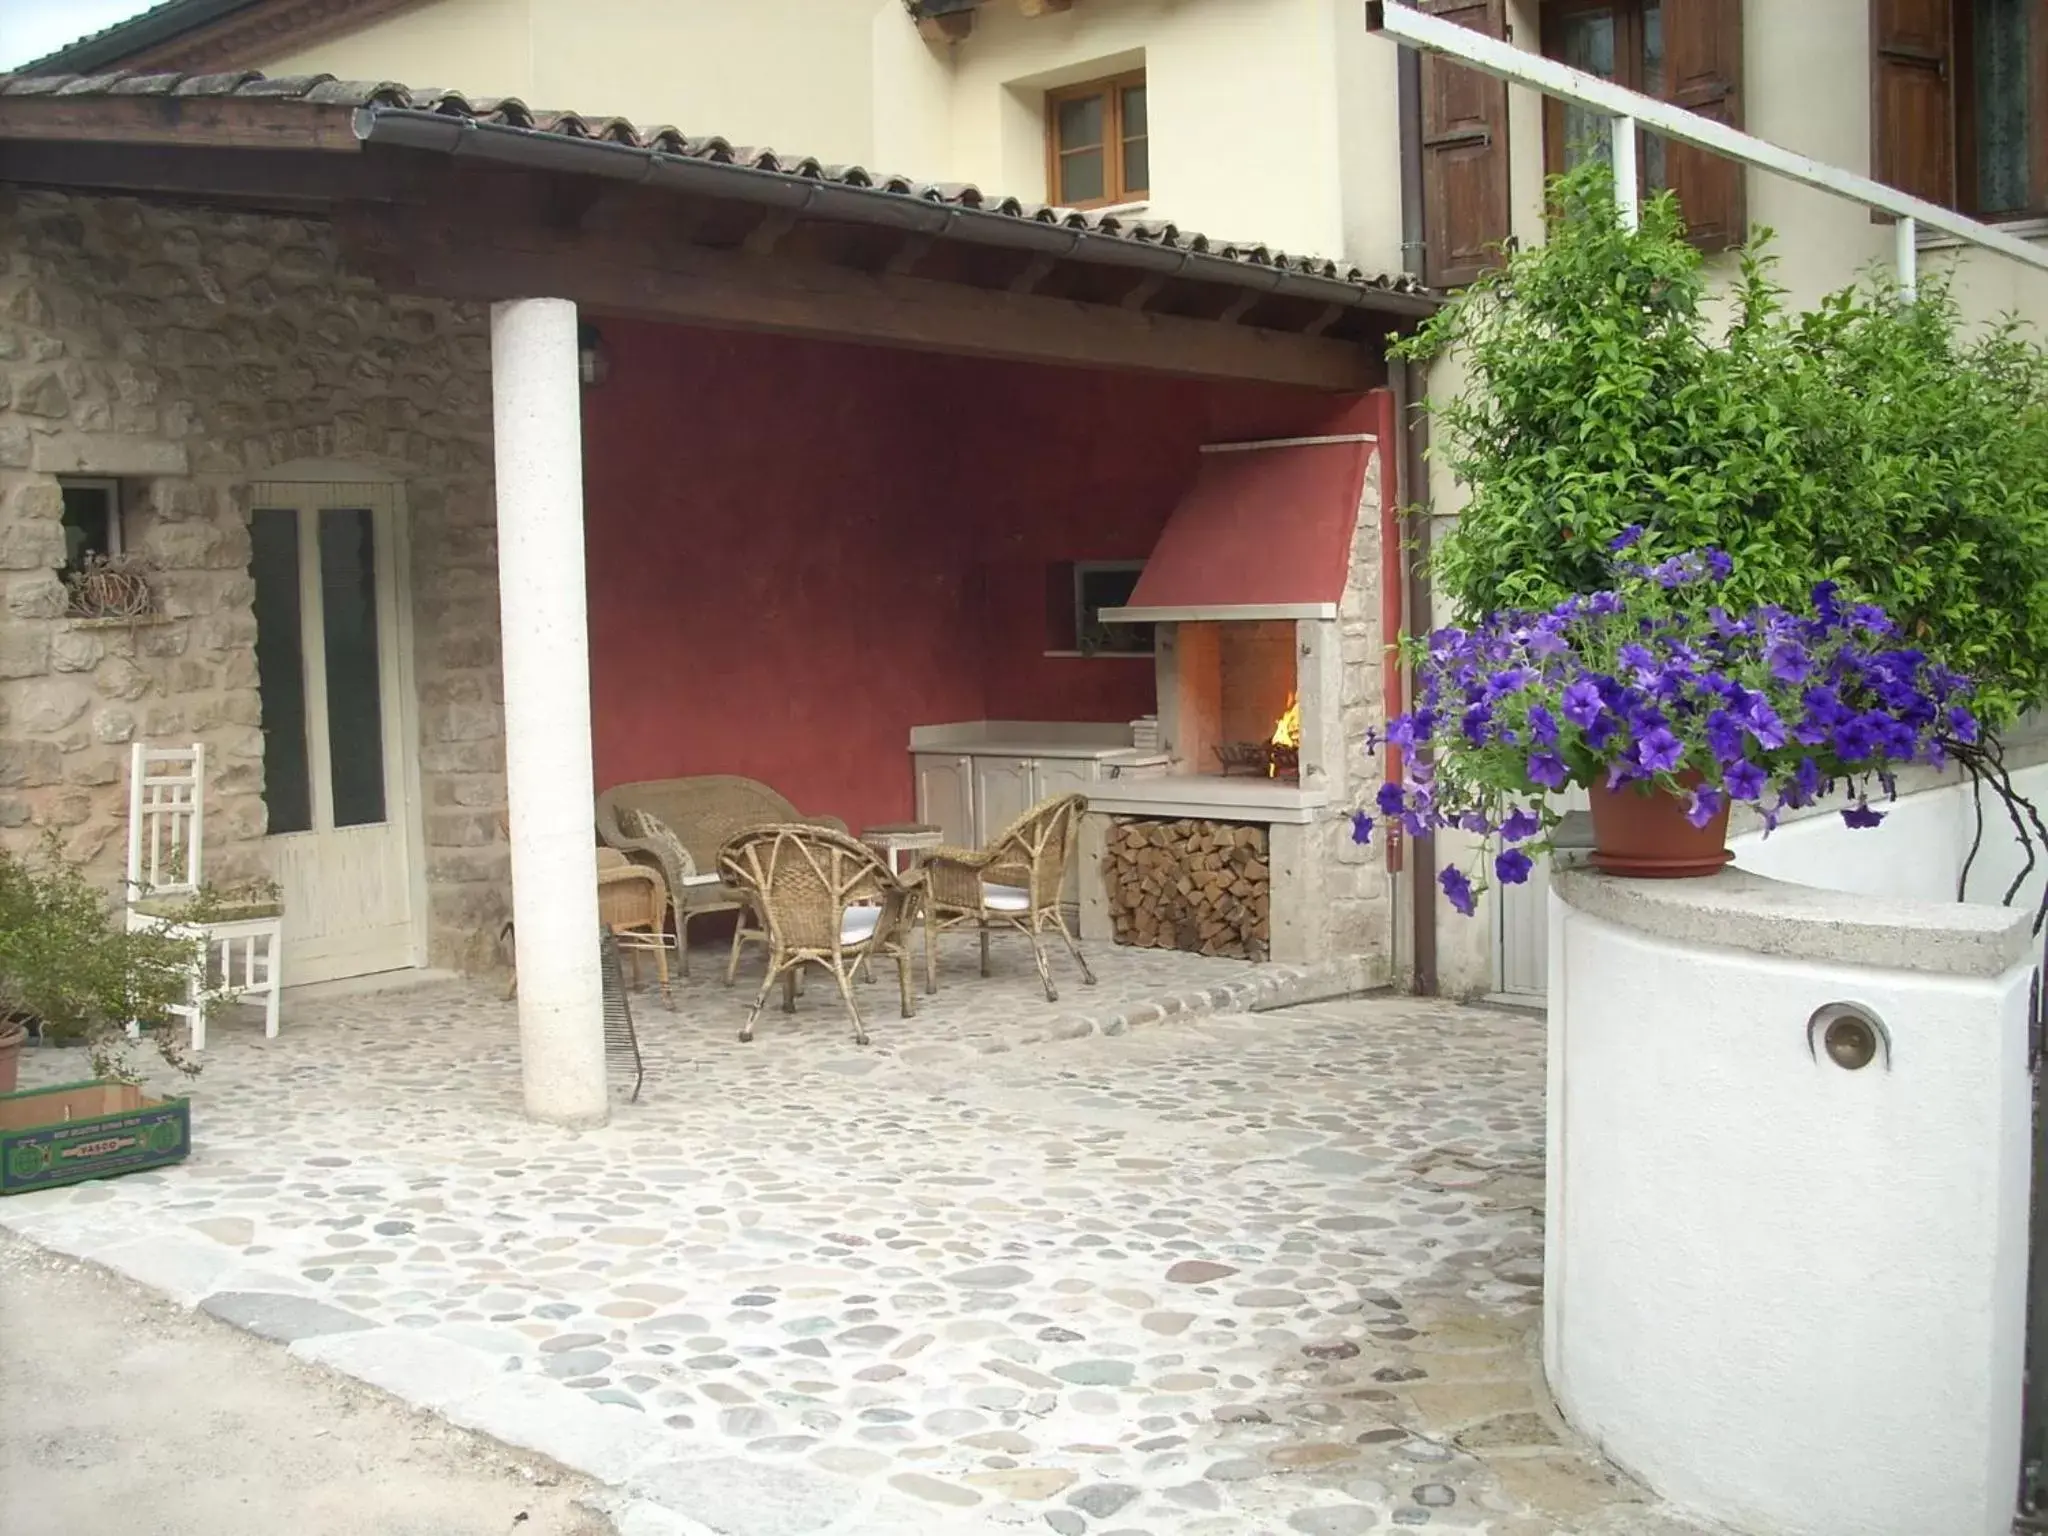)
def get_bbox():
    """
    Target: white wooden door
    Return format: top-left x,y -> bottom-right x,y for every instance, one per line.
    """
250,480 -> 423,985
972,755 -> 1036,845
1031,756 -> 1099,906
915,754 -> 975,846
